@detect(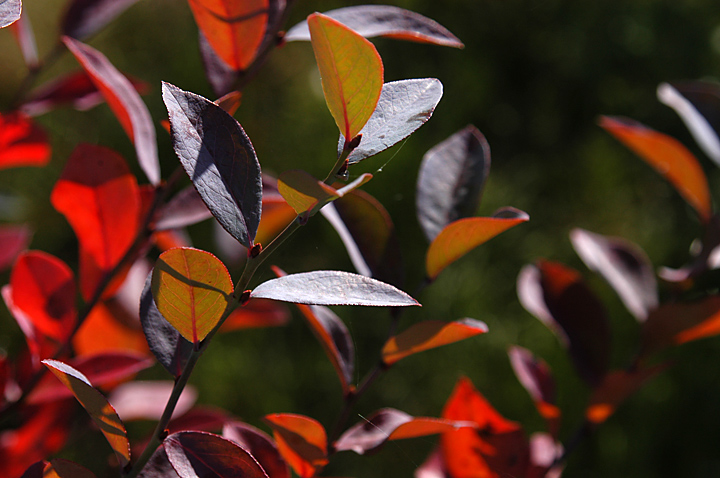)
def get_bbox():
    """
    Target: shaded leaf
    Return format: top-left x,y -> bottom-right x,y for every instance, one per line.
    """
44,459 -> 97,478
162,82 -> 263,248
223,422 -> 290,478
0,112 -> 51,169
167,407 -> 235,436
308,12 -> 384,142
50,143 -> 140,300
62,0 -> 141,40
426,208 -> 529,280
599,115 -> 712,223
382,319 -> 488,365
0,224 -> 30,270
335,408 -> 475,455
137,446 -> 179,478
251,270 -> 419,307
286,5 -> 463,48
164,430 -> 269,478
43,359 -> 131,467
570,228 -> 658,321
527,433 -> 564,478
10,14 -> 38,69
152,247 -> 233,344
0,0 -> 20,28
417,125 -> 491,241
221,298 -> 290,332
109,381 -> 197,422
215,90 -> 242,116
198,31 -> 239,98
263,413 -> 327,478
339,78 -> 443,165
256,195 -> 296,246
2,284 -> 55,364
517,261 -> 611,386
414,447 -> 449,478
155,186 -> 213,231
